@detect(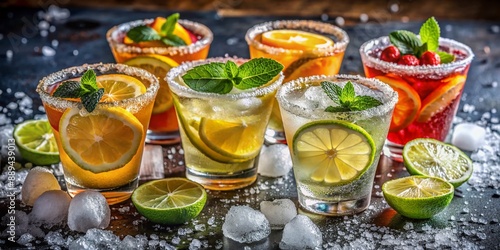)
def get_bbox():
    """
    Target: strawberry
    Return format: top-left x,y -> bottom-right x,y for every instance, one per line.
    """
397,55 -> 420,66
420,51 -> 441,65
380,45 -> 401,63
